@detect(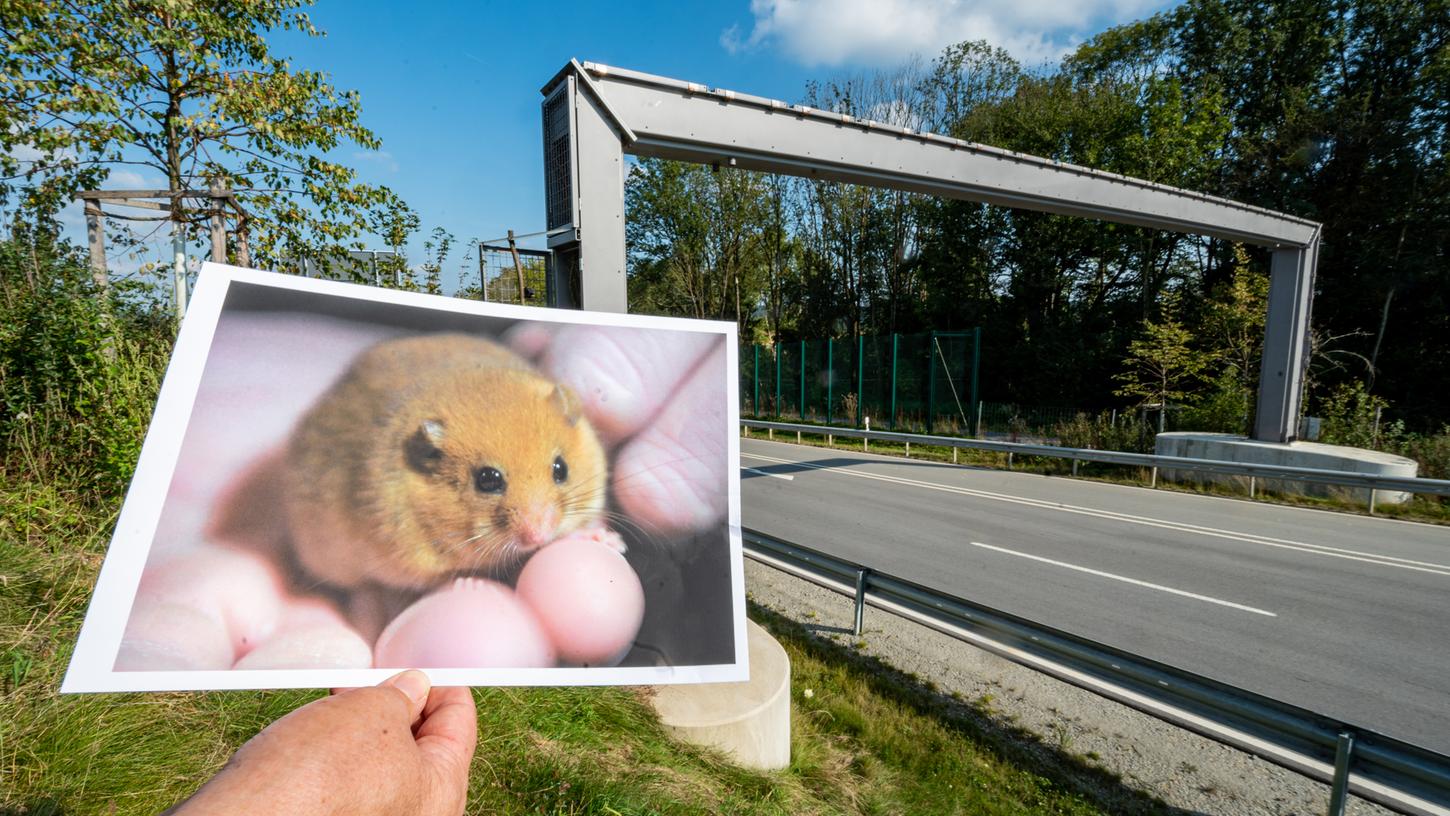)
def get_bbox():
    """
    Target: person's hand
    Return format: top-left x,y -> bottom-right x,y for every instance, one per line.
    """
168,670 -> 476,816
